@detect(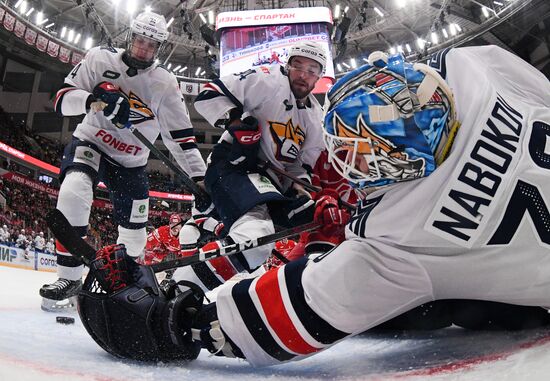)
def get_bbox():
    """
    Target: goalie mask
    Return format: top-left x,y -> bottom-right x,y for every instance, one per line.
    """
125,11 -> 169,69
323,52 -> 459,188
